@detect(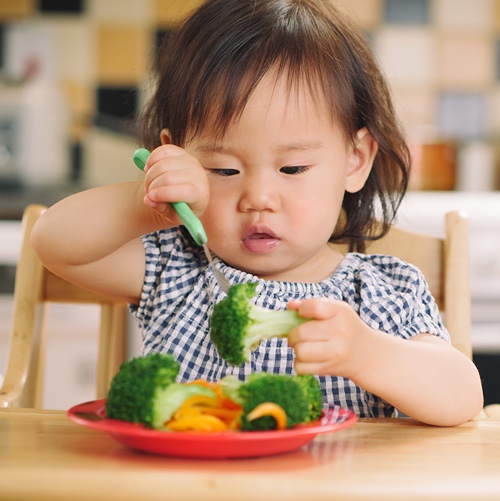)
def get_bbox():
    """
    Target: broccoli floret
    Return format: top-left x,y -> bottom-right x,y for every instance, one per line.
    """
293,374 -> 323,422
210,282 -> 308,365
106,353 -> 215,429
220,373 -> 323,431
